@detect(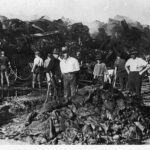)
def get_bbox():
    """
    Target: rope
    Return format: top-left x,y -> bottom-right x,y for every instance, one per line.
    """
9,67 -> 32,81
